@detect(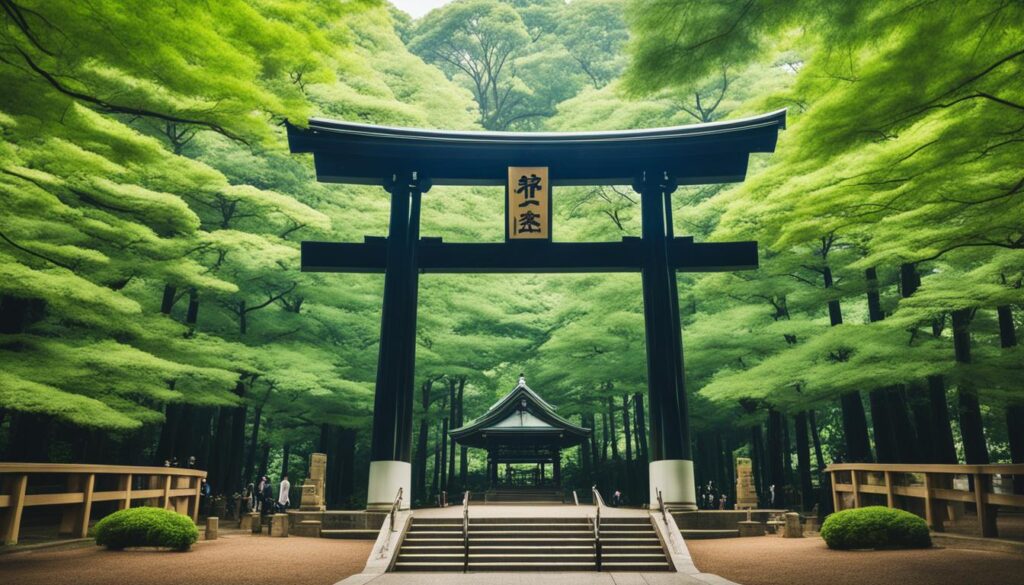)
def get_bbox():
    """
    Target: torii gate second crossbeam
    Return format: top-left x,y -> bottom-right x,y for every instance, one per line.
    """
286,110 -> 786,510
